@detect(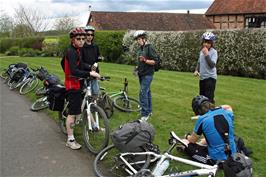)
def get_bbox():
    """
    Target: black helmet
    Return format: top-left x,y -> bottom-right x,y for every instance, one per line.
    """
192,95 -> 210,115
